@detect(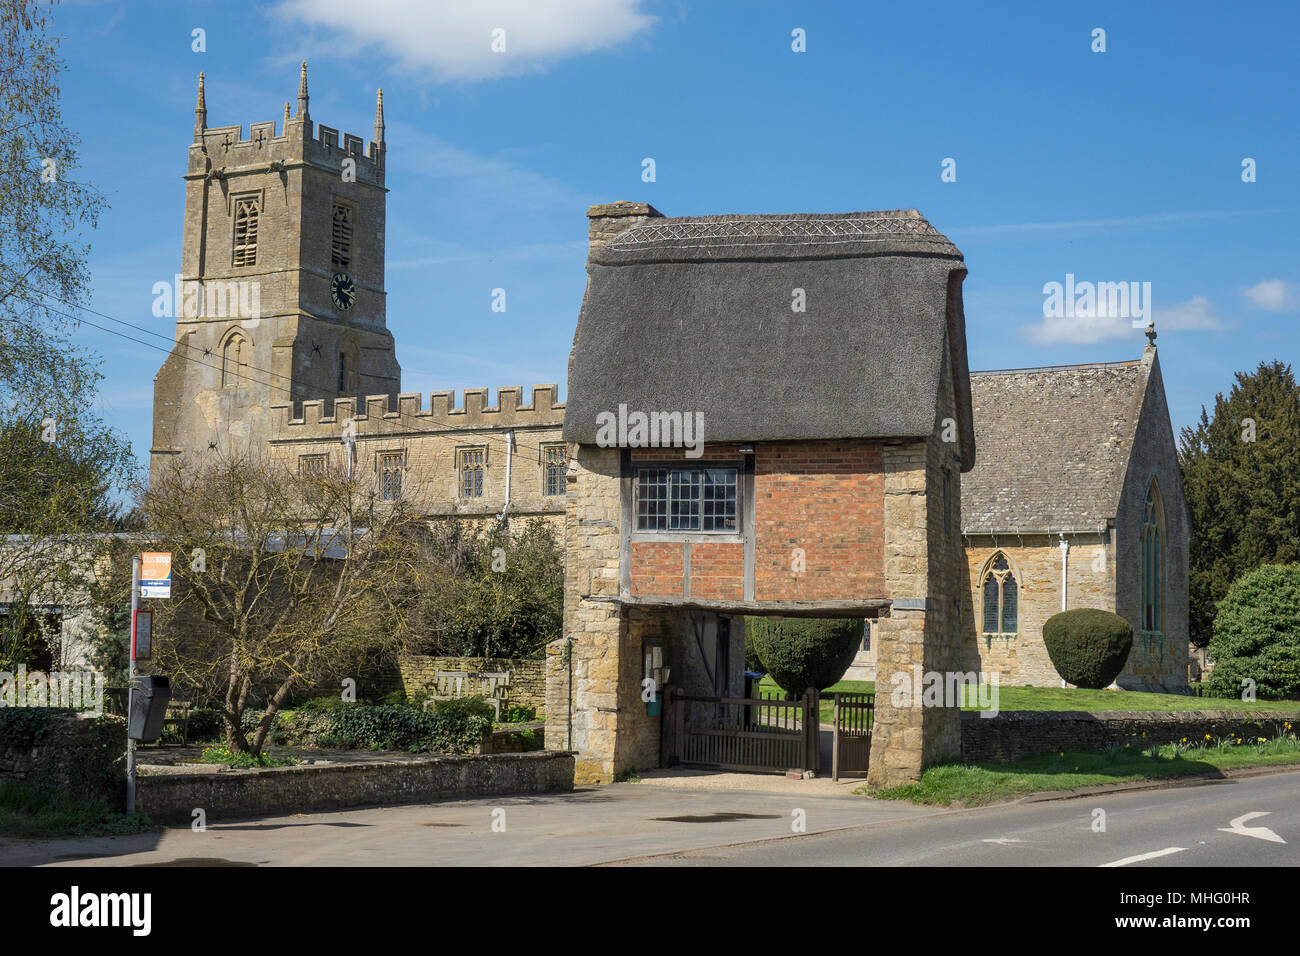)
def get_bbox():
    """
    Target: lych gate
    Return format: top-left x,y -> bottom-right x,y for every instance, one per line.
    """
547,204 -> 976,788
